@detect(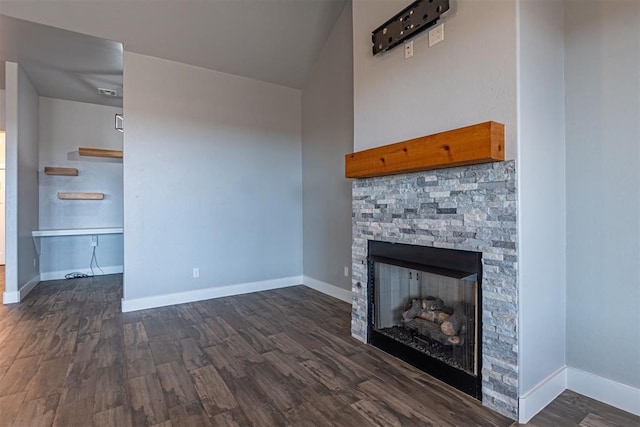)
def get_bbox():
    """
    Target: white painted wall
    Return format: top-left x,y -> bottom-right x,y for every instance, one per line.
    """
516,0 -> 567,418
565,0 -> 640,389
38,97 -> 123,279
352,0 -> 517,158
1,89 -> 5,266
0,89 -> 5,129
0,133 -> 5,265
4,62 -> 40,302
123,53 -> 303,302
302,3 -> 353,292
0,132 -> 5,163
